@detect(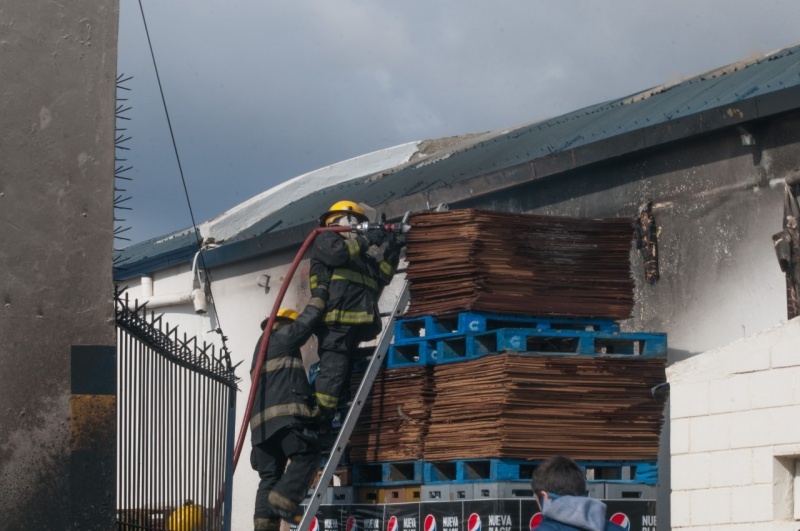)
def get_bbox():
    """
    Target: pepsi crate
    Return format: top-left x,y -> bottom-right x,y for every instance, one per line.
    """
406,485 -> 422,503
325,486 -> 355,505
301,486 -> 354,506
356,486 -> 381,504
474,482 -> 535,499
586,482 -> 605,499
352,460 -> 424,486
603,483 -> 657,500
583,461 -> 658,485
421,484 -> 475,501
394,312 -> 620,344
424,459 -> 537,484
